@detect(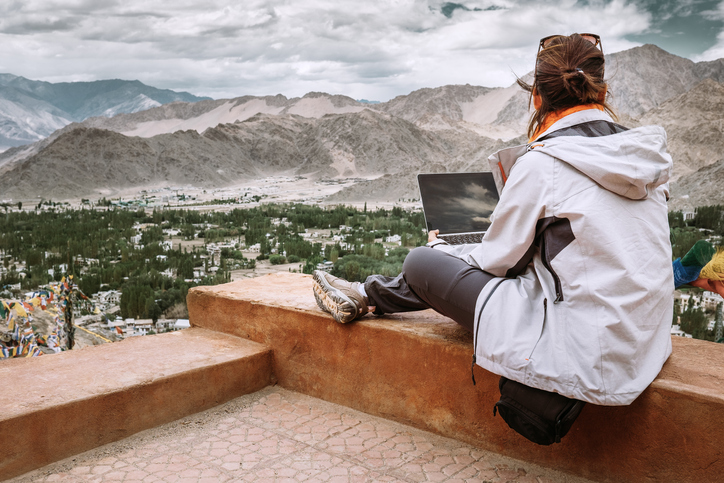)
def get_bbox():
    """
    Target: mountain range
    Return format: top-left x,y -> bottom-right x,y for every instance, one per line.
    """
0,44 -> 723,209
0,75 -> 209,150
